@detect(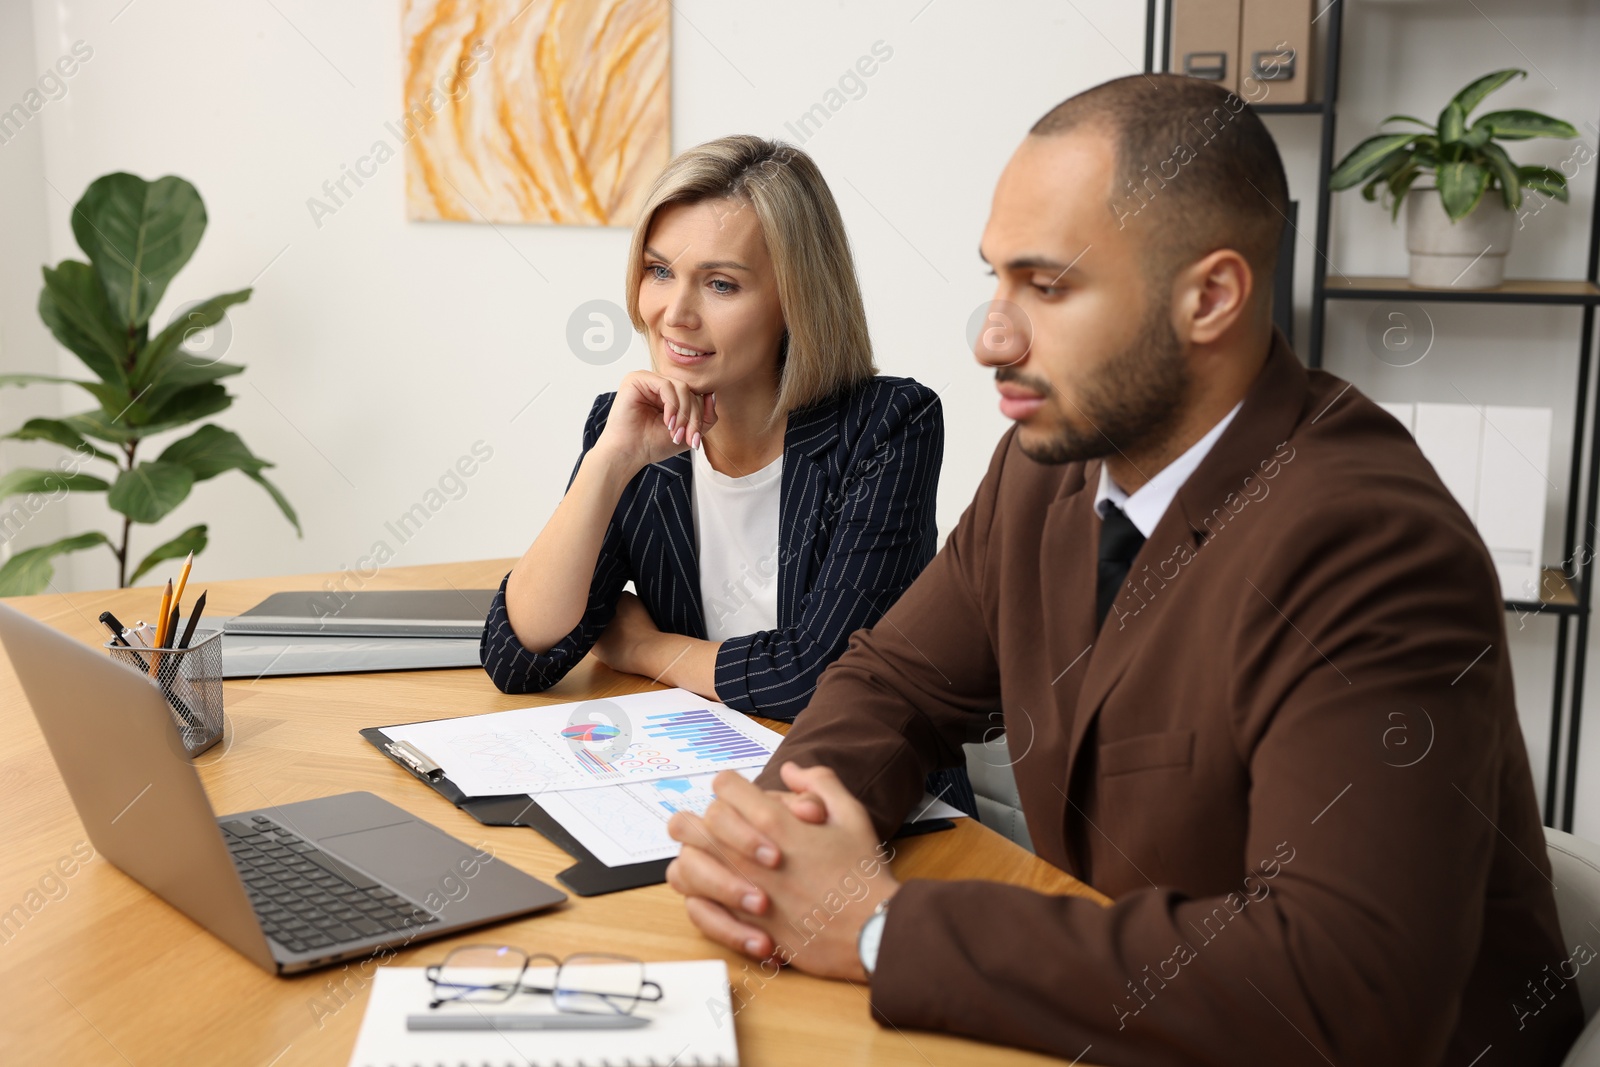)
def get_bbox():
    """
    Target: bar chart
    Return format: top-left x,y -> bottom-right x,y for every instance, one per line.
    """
641,709 -> 773,763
